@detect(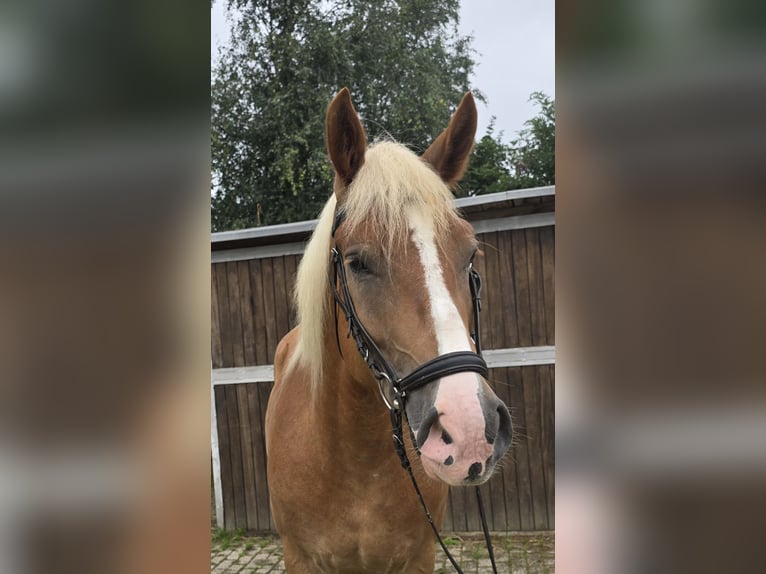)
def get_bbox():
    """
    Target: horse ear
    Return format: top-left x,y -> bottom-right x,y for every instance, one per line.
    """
421,92 -> 477,187
326,88 -> 367,198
